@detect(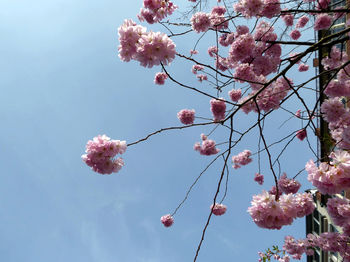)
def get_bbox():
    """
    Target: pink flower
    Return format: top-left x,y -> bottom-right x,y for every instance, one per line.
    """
197,74 -> 208,82
296,16 -> 309,28
321,97 -> 347,124
190,49 -> 198,55
325,80 -> 350,97
192,64 -> 204,74
232,150 -> 252,169
211,203 -> 227,216
229,33 -> 255,62
219,33 -> 235,46
194,135 -> 220,156
154,72 -> 168,85
210,98 -> 226,121
298,63 -> 309,72
290,29 -> 301,40
138,0 -> 177,24
296,129 -> 307,141
327,197 -> 350,227
254,173 -> 264,185
177,109 -> 195,125
236,25 -> 250,35
305,160 -> 346,194
282,14 -> 294,27
260,0 -> 281,18
278,173 -> 301,194
191,12 -> 211,33
228,89 -> 242,102
208,46 -> 218,57
234,0 -> 264,18
82,135 -> 127,175
211,6 -> 226,15
322,46 -> 348,70
314,14 -> 332,30
295,109 -> 301,118
248,191 -> 314,230
160,214 -> 174,227
118,20 -> 176,68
